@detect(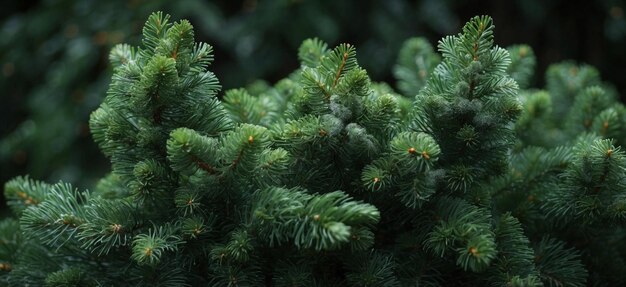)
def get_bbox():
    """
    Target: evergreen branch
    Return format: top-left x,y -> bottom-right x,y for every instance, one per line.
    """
228,145 -> 246,171
19,182 -> 89,249
109,44 -> 137,69
4,176 -> 51,215
251,187 -> 379,251
77,198 -> 139,256
389,131 -> 440,173
543,138 -> 626,223
332,47 -> 349,89
210,229 -> 254,264
219,124 -> 269,176
189,42 -> 214,73
272,260 -> 315,287
167,127 -> 220,176
462,16 -> 494,62
191,155 -> 219,175
534,237 -> 587,287
359,93 -> 399,135
0,218 -> 20,265
223,89 -> 260,124
44,267 -> 96,287
298,38 -> 329,68
174,188 -> 204,217
180,216 -> 210,239
490,213 -> 540,285
425,197 -> 497,272
274,115 -> 342,146
301,67 -> 331,100
321,43 -> 357,90
506,45 -> 536,89
129,159 -> 173,203
546,62 -> 601,120
334,67 -> 371,100
141,11 -> 171,54
131,224 -> 183,266
130,262 -> 191,287
394,37 -> 441,96
208,264 -> 263,286
344,252 -> 400,287
253,148 -> 291,186
489,145 -> 572,199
